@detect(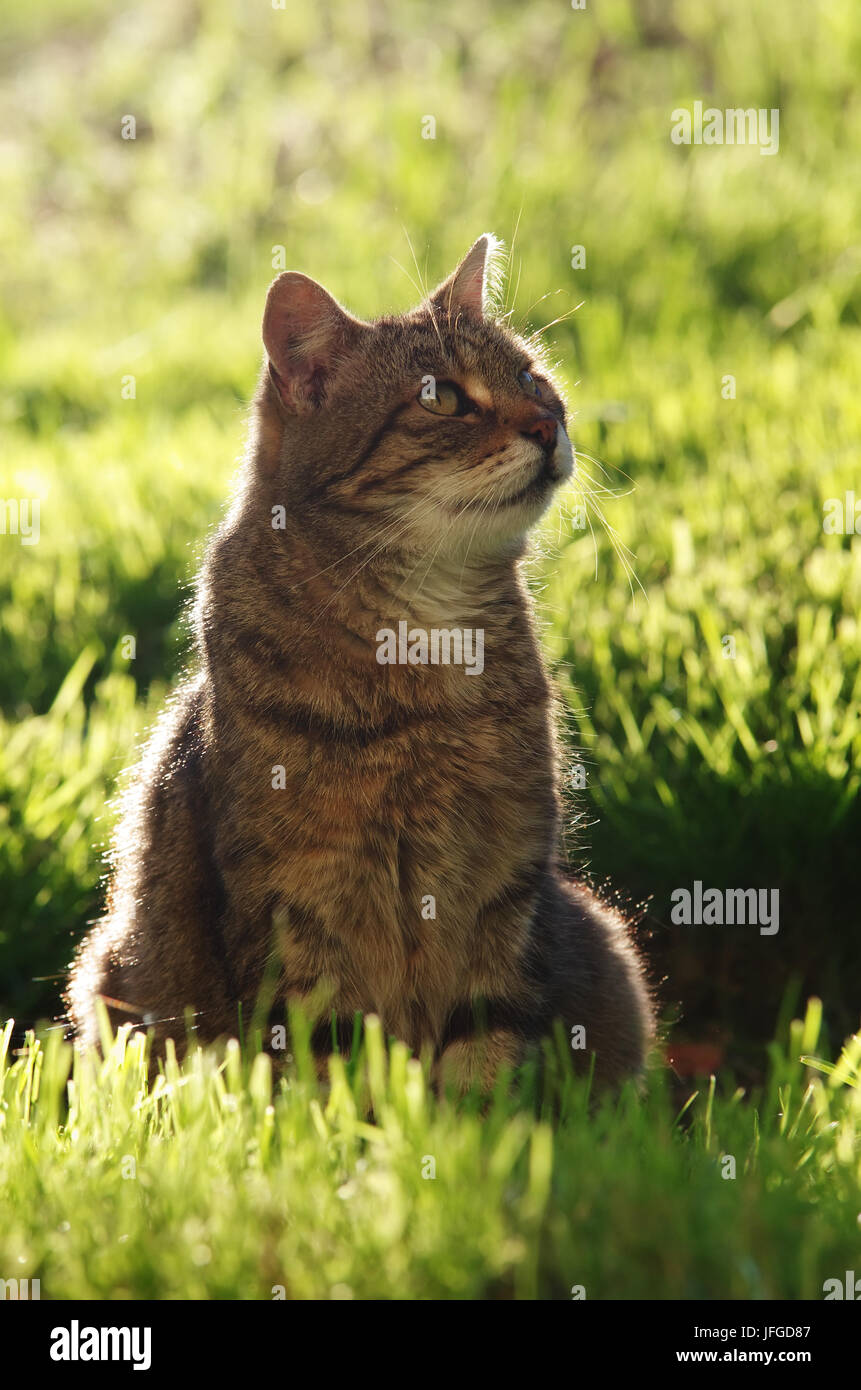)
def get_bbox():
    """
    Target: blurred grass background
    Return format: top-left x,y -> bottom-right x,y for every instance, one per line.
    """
1,0 -> 859,1073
